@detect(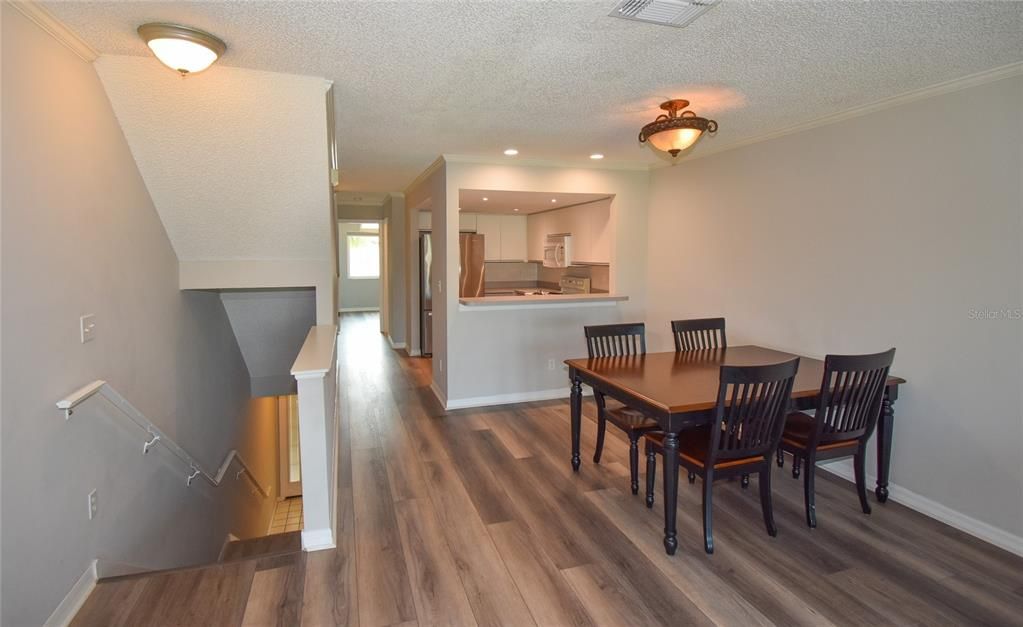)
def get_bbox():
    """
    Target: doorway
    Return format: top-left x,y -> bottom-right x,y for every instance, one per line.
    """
278,394 -> 302,498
